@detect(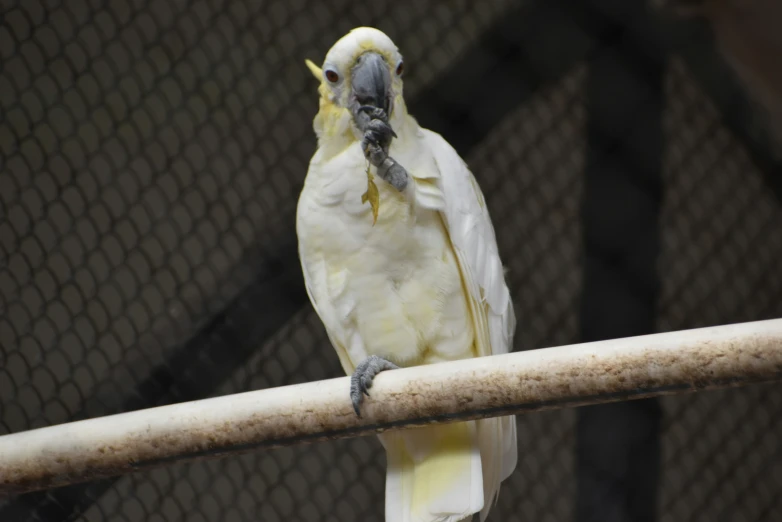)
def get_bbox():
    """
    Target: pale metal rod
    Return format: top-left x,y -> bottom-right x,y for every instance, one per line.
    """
1,319 -> 781,496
